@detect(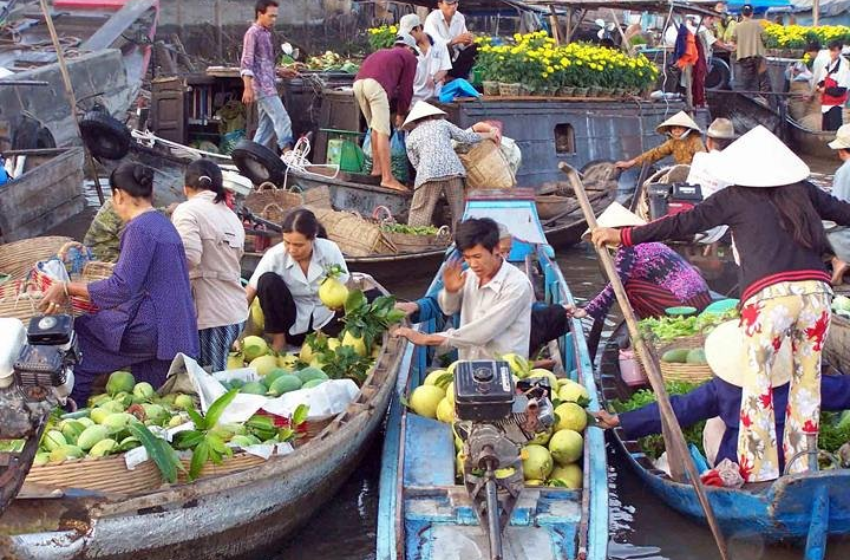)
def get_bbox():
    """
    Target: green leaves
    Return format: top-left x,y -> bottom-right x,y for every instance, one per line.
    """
174,389 -> 239,481
292,404 -> 309,427
204,389 -> 239,430
128,423 -> 184,484
344,289 -> 367,315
